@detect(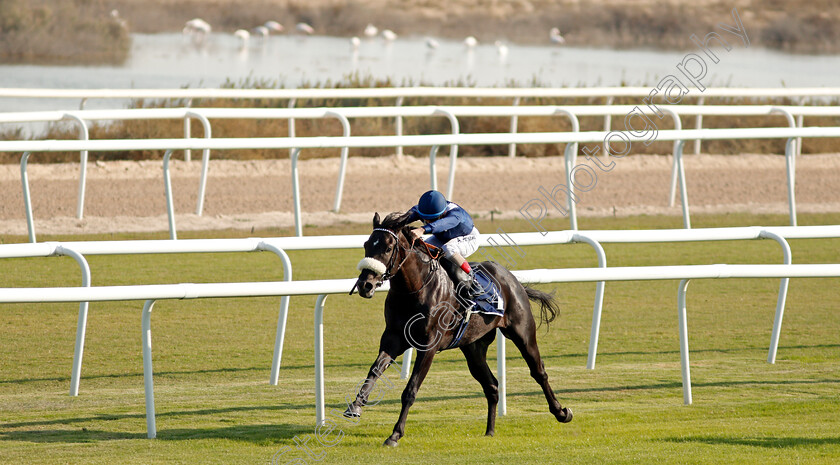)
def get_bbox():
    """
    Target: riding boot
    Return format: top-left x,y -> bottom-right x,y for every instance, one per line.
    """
454,268 -> 478,311
441,259 -> 477,311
